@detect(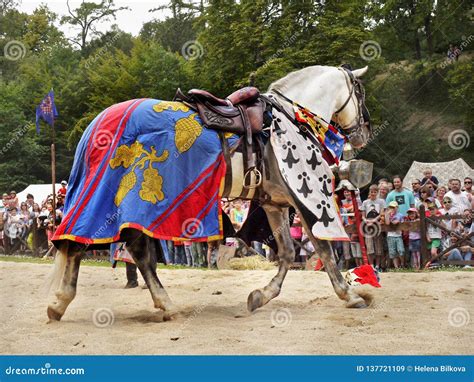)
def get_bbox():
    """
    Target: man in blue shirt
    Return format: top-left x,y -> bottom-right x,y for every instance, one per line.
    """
386,175 -> 415,216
